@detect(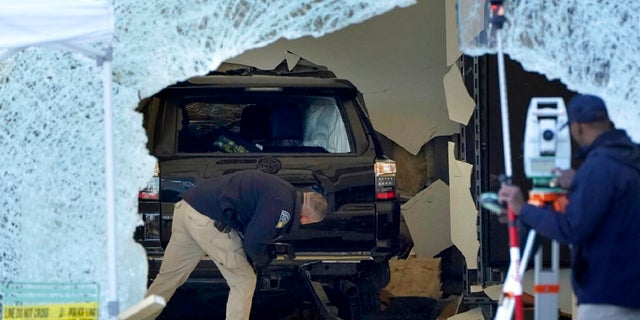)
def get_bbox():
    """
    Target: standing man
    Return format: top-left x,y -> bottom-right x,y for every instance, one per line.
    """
498,94 -> 640,319
145,169 -> 328,320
